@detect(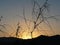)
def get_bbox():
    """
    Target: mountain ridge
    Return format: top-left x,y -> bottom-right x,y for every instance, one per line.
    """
0,35 -> 60,45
